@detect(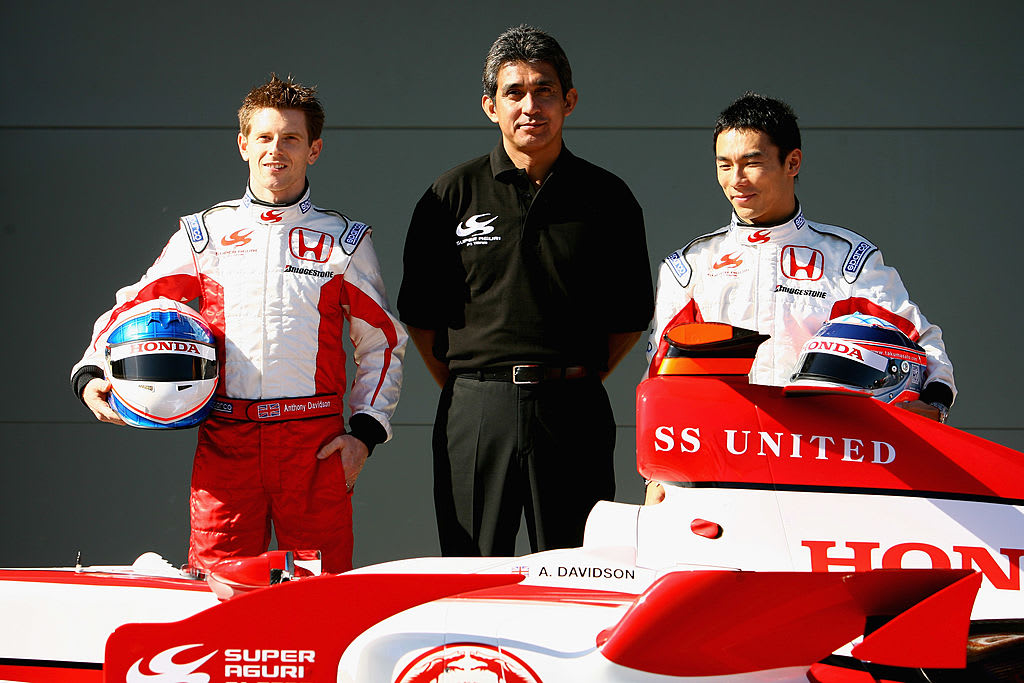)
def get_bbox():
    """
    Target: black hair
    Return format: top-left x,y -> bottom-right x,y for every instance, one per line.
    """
482,25 -> 573,100
713,92 -> 801,162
